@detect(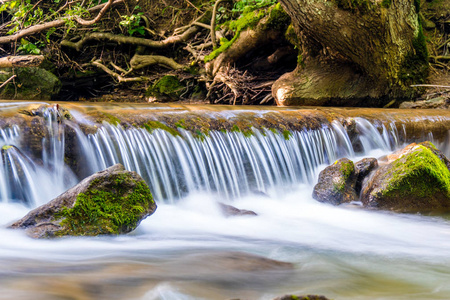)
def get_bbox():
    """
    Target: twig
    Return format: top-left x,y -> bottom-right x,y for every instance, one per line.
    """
410,84 -> 450,88
0,75 -> 16,89
92,60 -> 148,83
211,0 -> 227,49
184,0 -> 202,13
